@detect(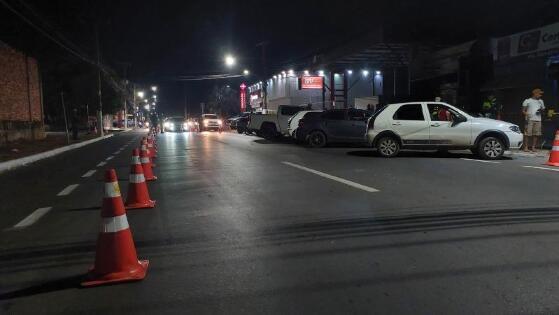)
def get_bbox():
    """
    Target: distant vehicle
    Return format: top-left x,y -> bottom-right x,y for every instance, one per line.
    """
200,114 -> 222,131
228,112 -> 250,130
287,110 -> 323,142
185,118 -> 199,132
366,102 -> 523,159
248,105 -> 304,139
295,108 -> 372,148
163,117 -> 187,132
